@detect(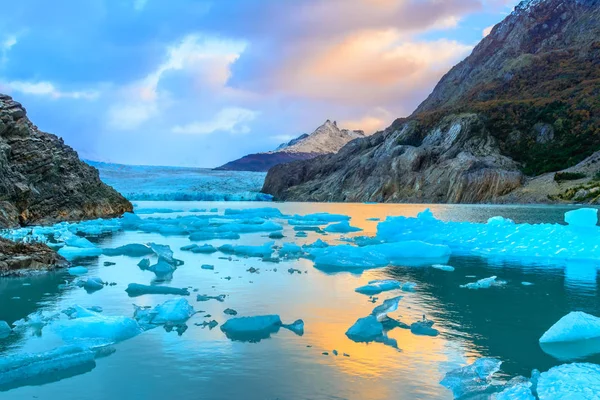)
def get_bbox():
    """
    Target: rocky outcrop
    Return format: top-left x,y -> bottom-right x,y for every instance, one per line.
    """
0,94 -> 132,228
263,0 -> 600,203
217,120 -> 367,172
0,237 -> 67,276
